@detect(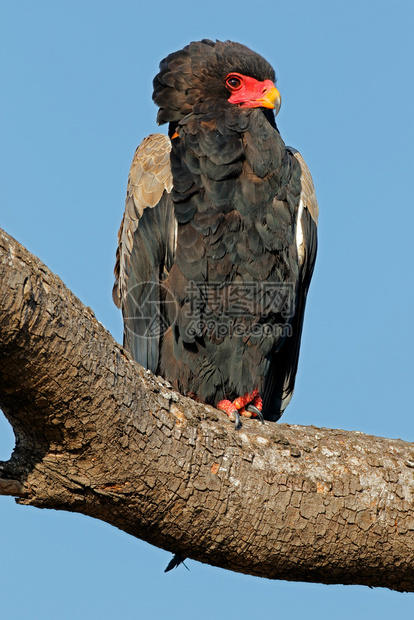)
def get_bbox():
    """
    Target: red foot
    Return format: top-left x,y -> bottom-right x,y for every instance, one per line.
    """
217,389 -> 263,422
216,399 -> 238,417
251,393 -> 263,411
233,389 -> 259,412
